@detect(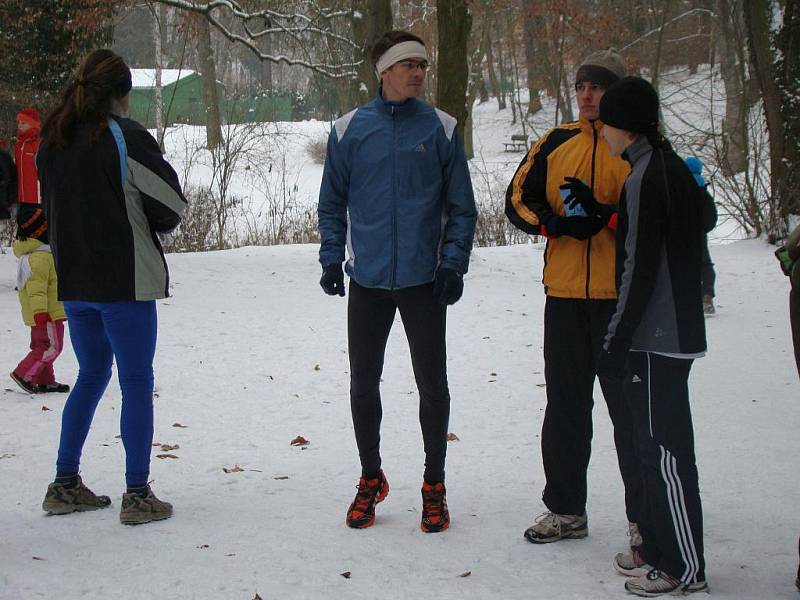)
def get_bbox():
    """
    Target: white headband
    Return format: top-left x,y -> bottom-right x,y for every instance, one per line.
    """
375,41 -> 428,78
